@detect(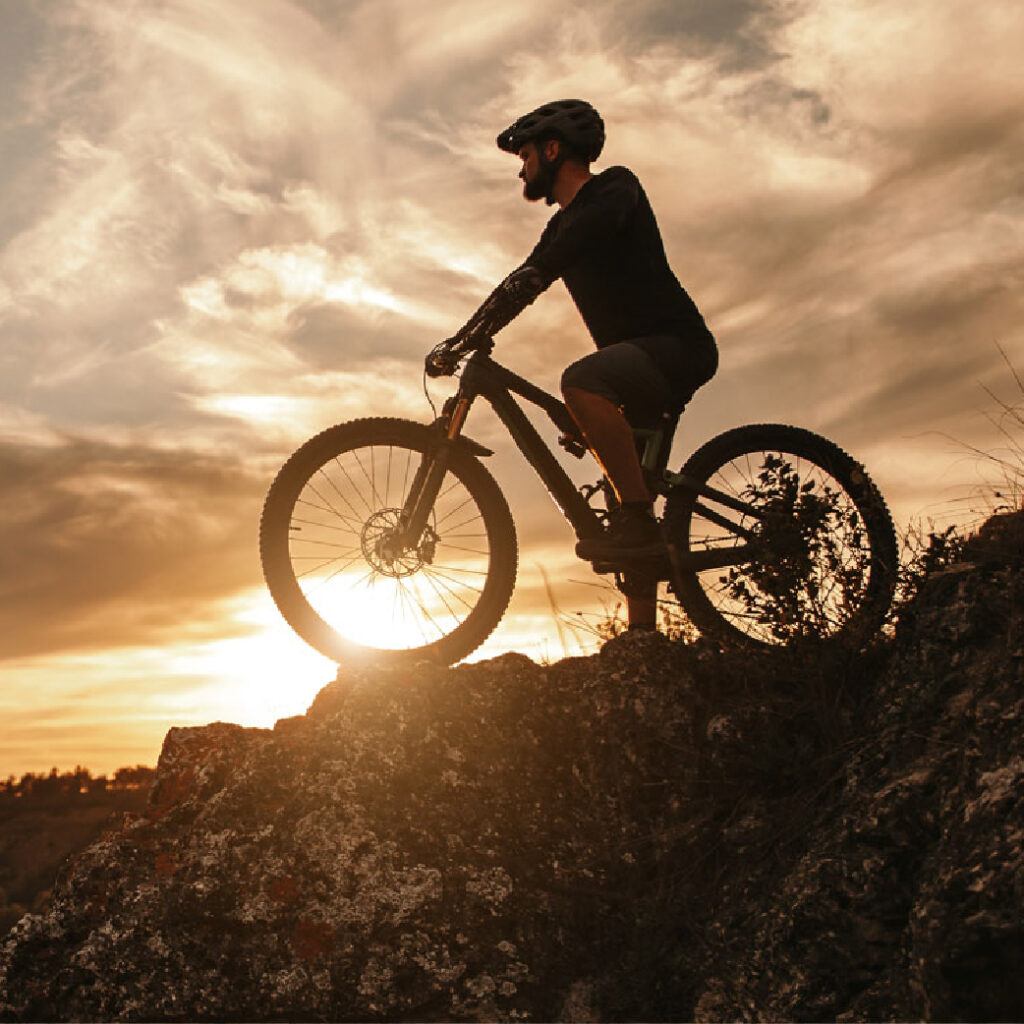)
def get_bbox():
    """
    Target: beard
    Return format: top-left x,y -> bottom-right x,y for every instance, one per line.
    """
522,159 -> 557,204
